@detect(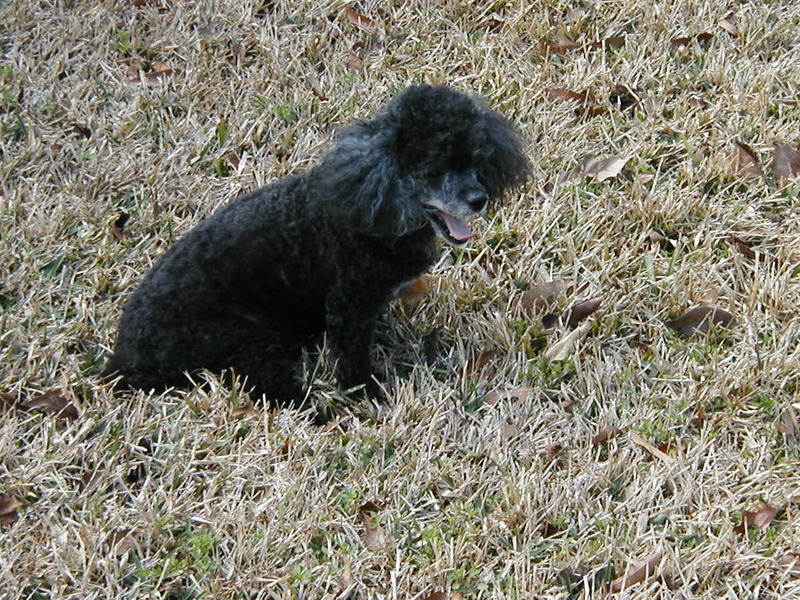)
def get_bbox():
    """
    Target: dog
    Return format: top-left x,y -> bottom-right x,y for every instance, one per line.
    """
105,84 -> 529,415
